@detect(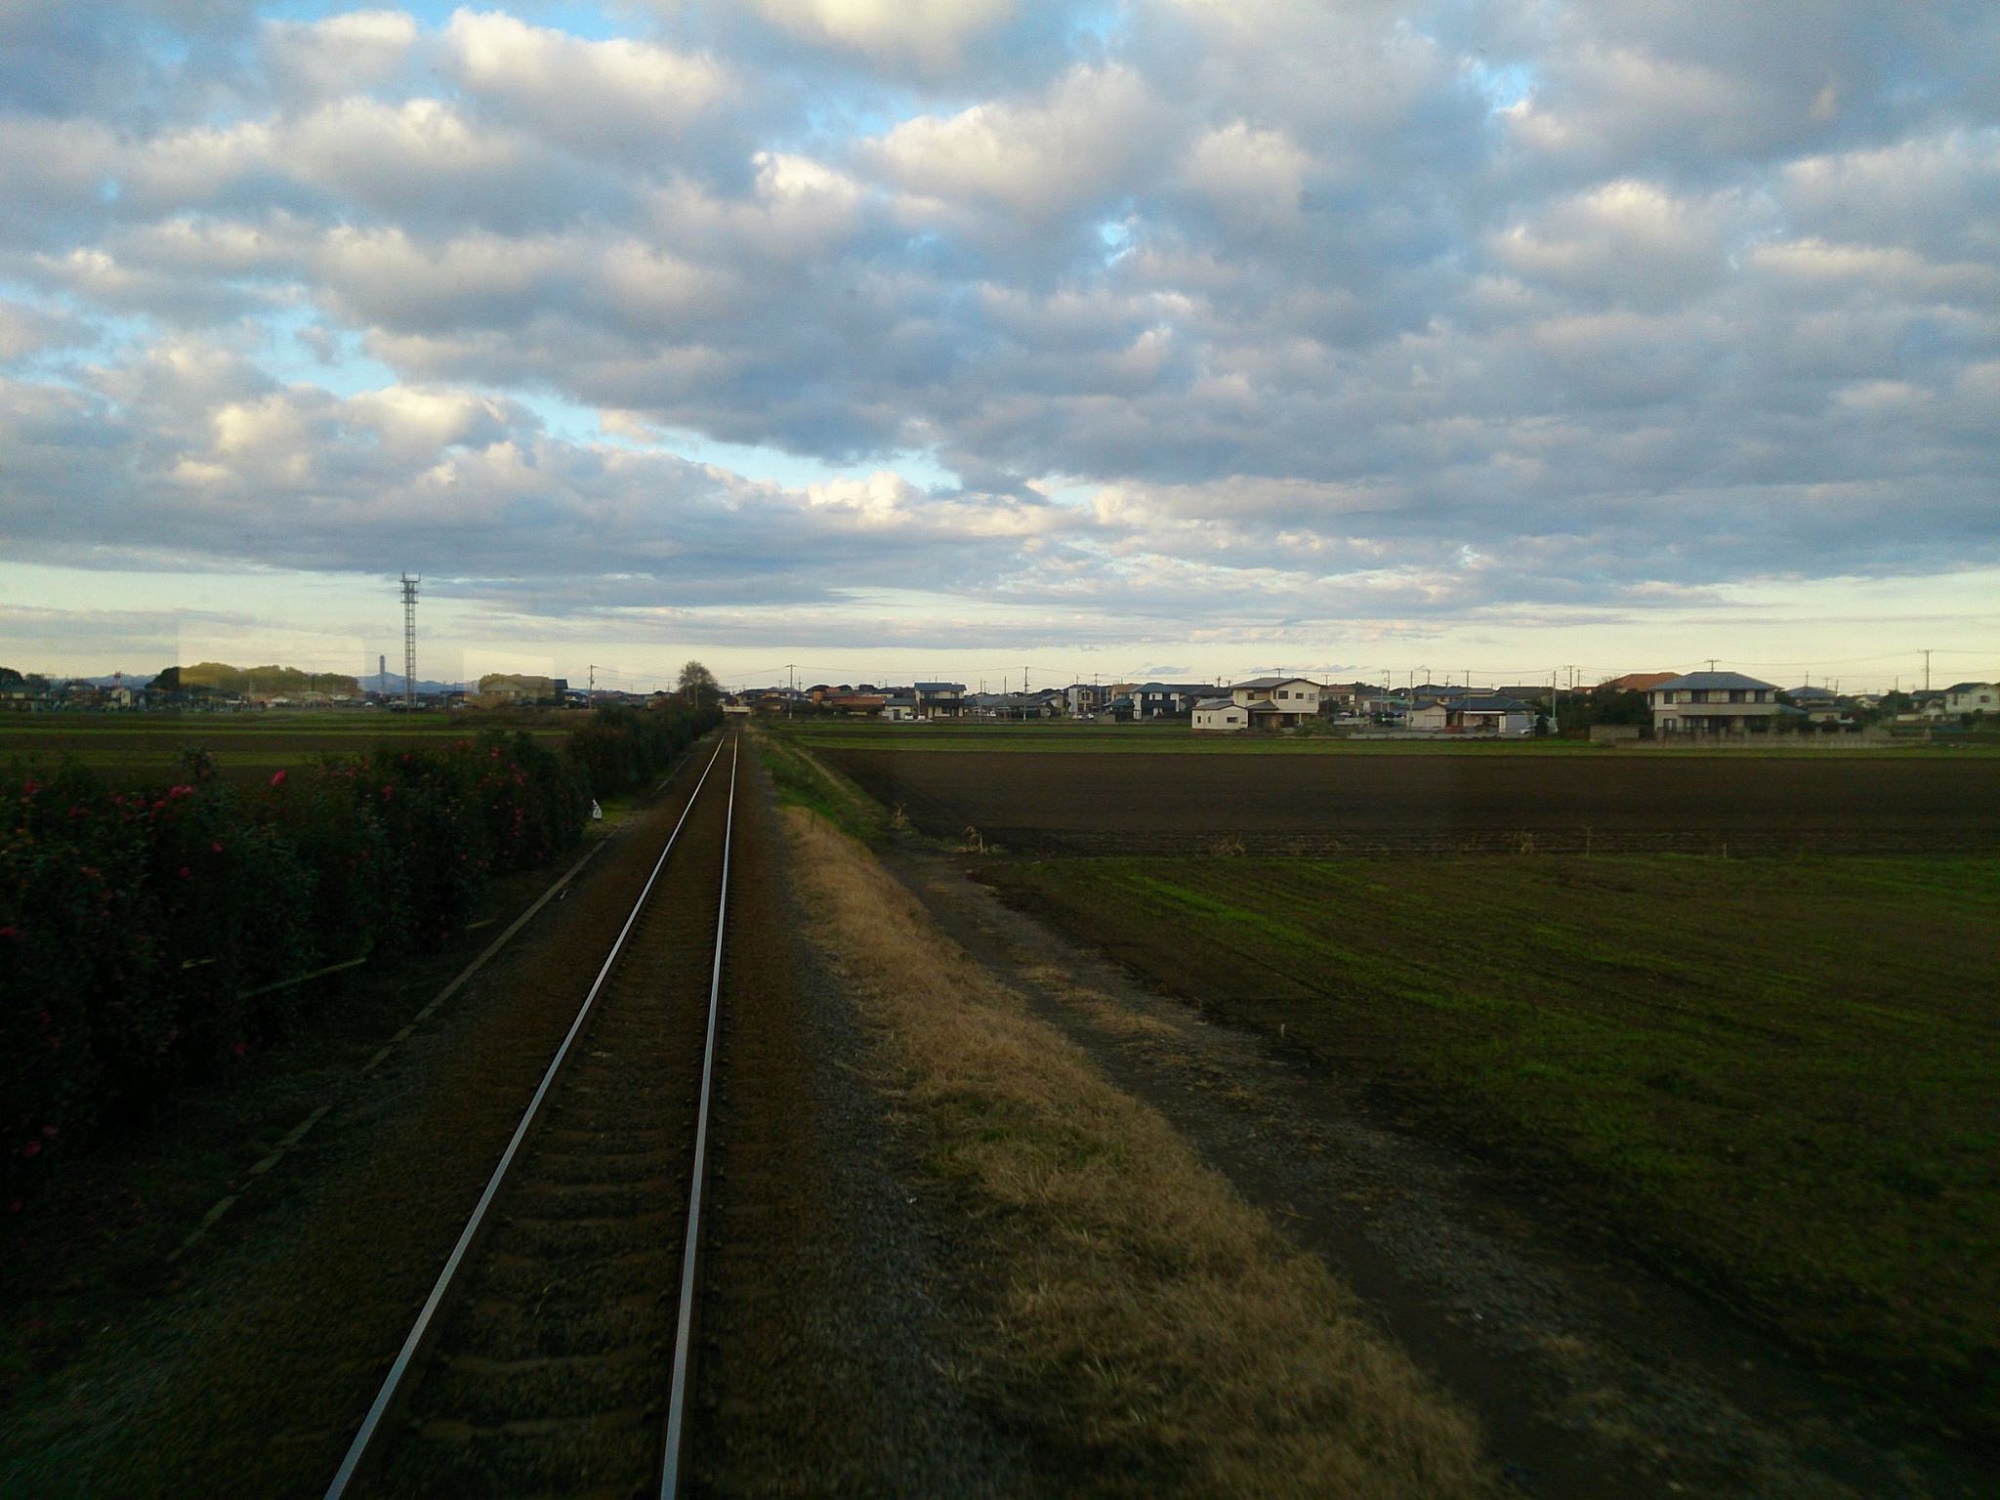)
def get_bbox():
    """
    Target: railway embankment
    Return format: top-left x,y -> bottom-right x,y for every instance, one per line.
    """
779,806 -> 1499,1497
